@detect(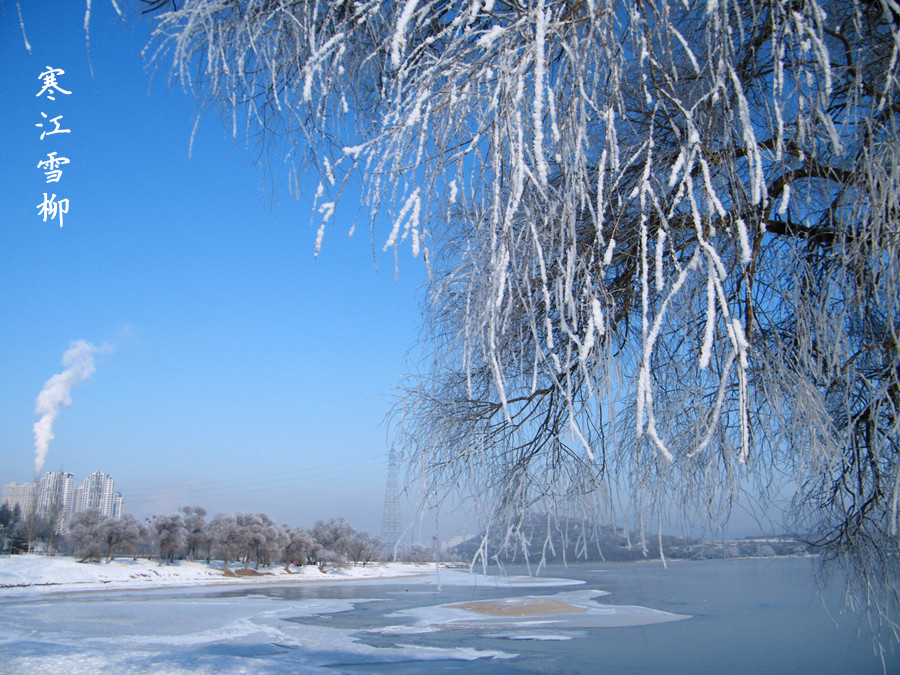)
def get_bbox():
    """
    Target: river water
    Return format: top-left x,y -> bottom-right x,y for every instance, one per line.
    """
0,557 -> 895,673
